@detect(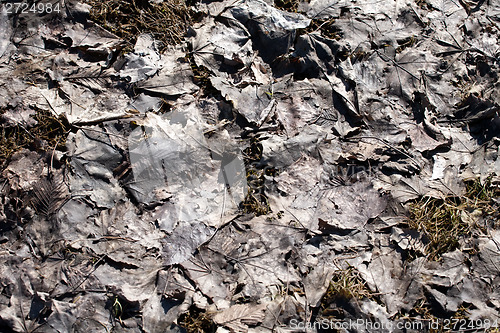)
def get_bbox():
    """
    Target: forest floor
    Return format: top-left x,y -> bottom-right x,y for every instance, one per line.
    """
1,0 -> 500,332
